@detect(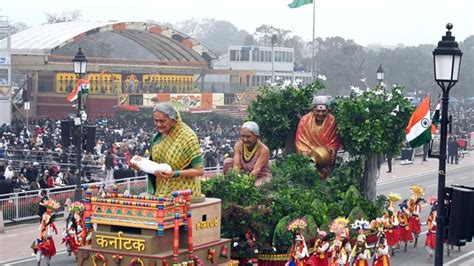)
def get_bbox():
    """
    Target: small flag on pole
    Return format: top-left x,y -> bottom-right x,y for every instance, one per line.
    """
288,0 -> 313,8
431,98 -> 441,134
67,79 -> 90,102
406,96 -> 433,148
